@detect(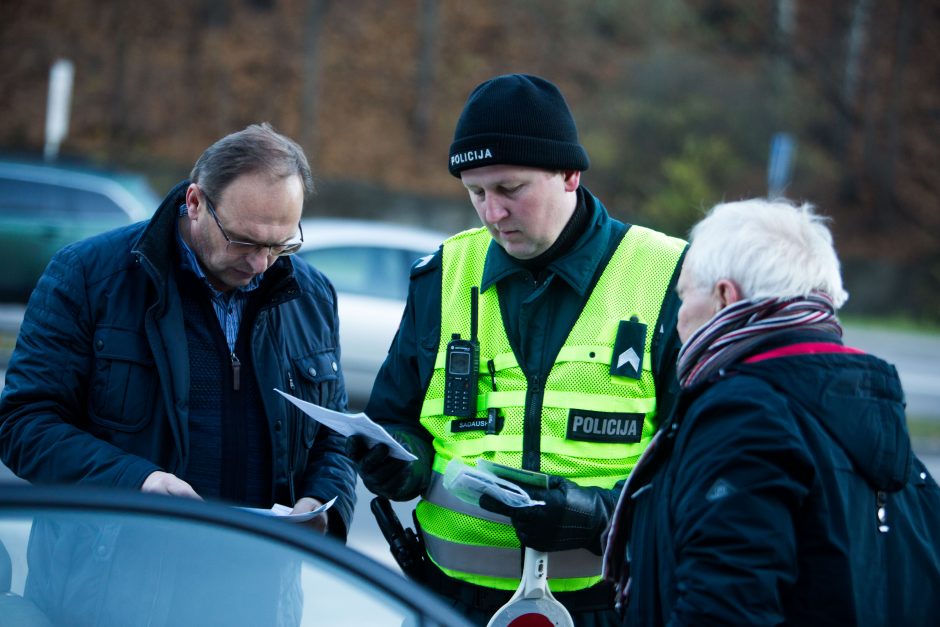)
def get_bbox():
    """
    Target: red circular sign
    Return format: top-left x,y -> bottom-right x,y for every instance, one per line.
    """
507,613 -> 554,627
